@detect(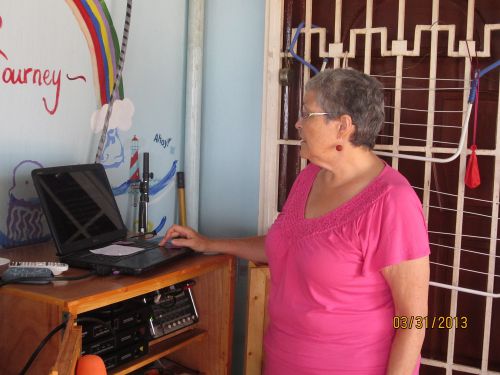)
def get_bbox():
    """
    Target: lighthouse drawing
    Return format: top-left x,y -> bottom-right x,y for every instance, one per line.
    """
129,135 -> 140,188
